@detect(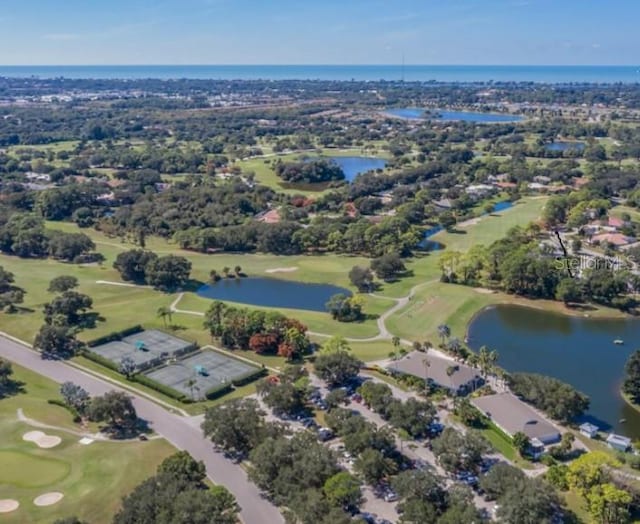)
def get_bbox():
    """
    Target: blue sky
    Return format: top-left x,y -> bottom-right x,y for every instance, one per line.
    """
0,0 -> 638,65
